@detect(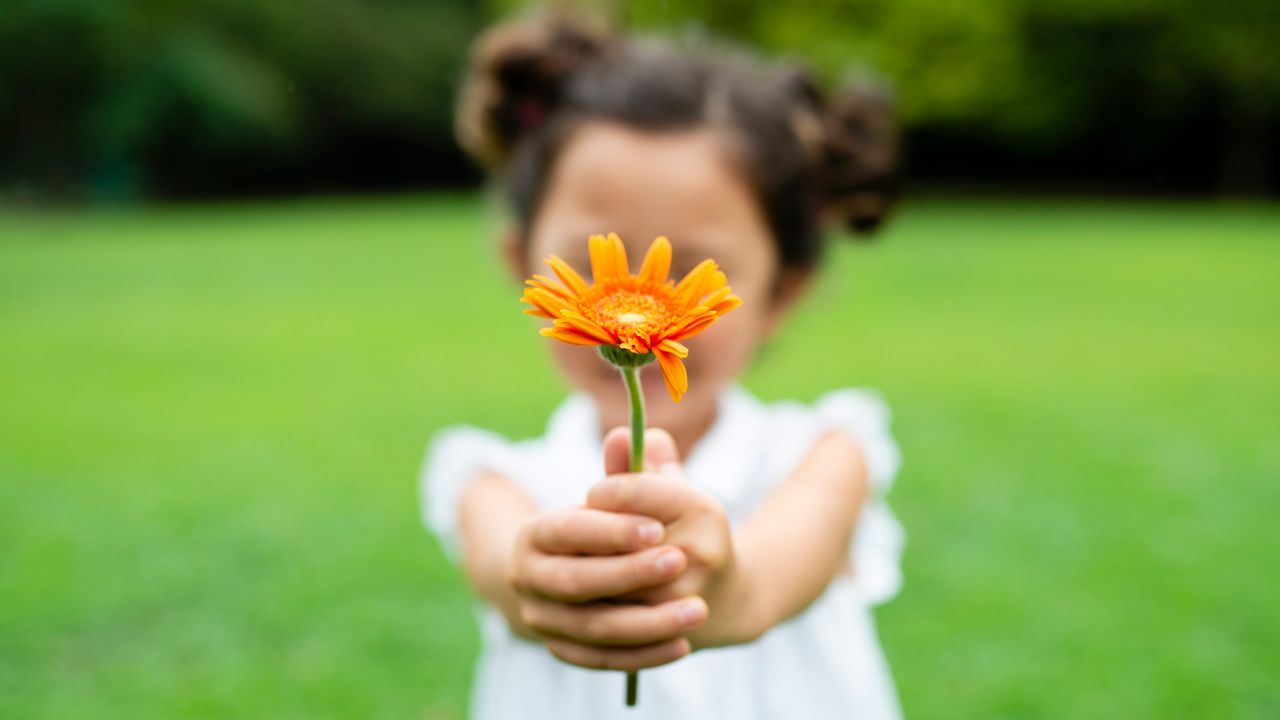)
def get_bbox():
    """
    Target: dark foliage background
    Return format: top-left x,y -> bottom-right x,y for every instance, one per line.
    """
2,0 -> 1277,202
